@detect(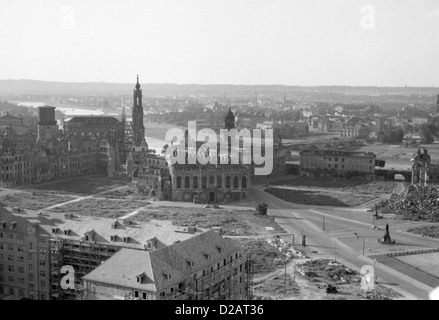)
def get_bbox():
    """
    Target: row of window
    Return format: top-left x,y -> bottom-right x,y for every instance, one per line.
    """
176,176 -> 247,189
